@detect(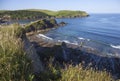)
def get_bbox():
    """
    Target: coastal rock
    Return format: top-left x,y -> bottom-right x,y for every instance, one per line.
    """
22,36 -> 44,74
28,34 -> 120,79
25,19 -> 58,32
59,22 -> 67,26
54,44 -> 120,79
54,42 -> 71,63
